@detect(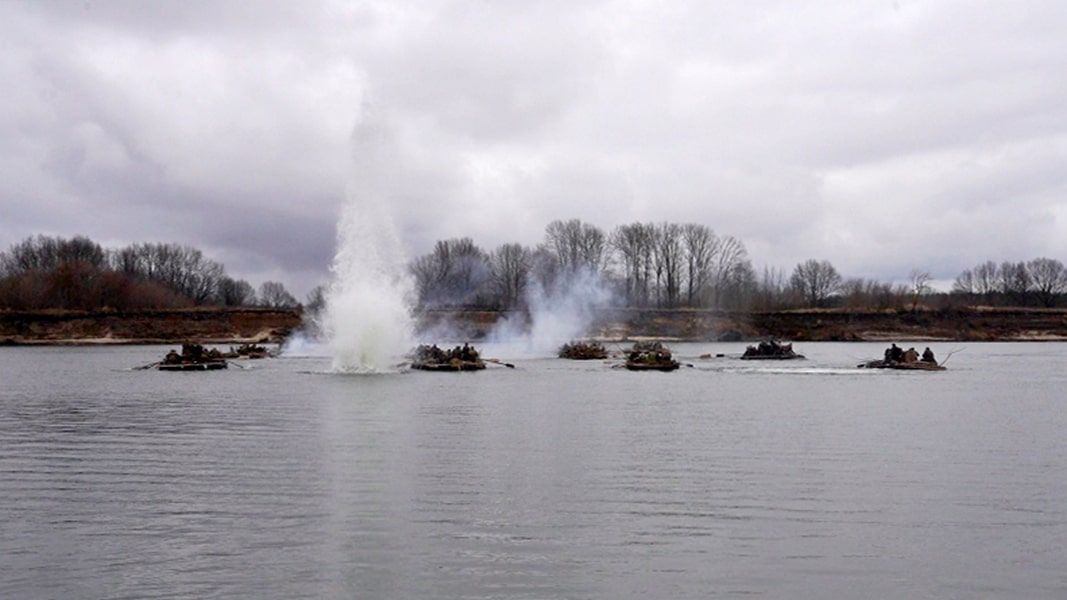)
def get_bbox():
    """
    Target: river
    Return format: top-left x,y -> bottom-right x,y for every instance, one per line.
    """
1,342 -> 1065,599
